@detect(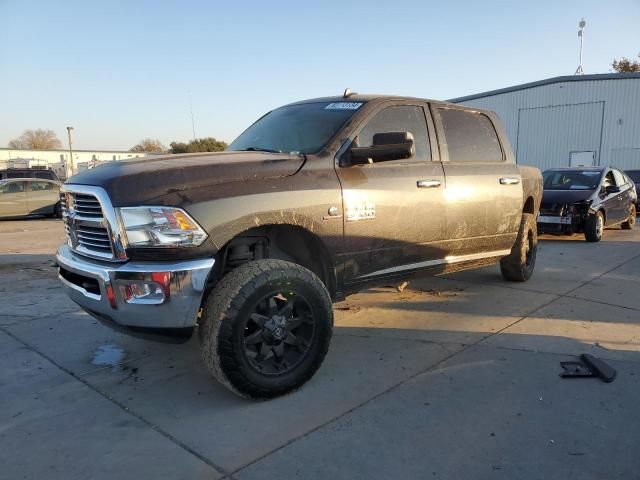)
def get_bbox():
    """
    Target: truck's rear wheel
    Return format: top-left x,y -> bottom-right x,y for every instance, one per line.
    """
500,212 -> 537,282
199,259 -> 333,399
584,211 -> 604,242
